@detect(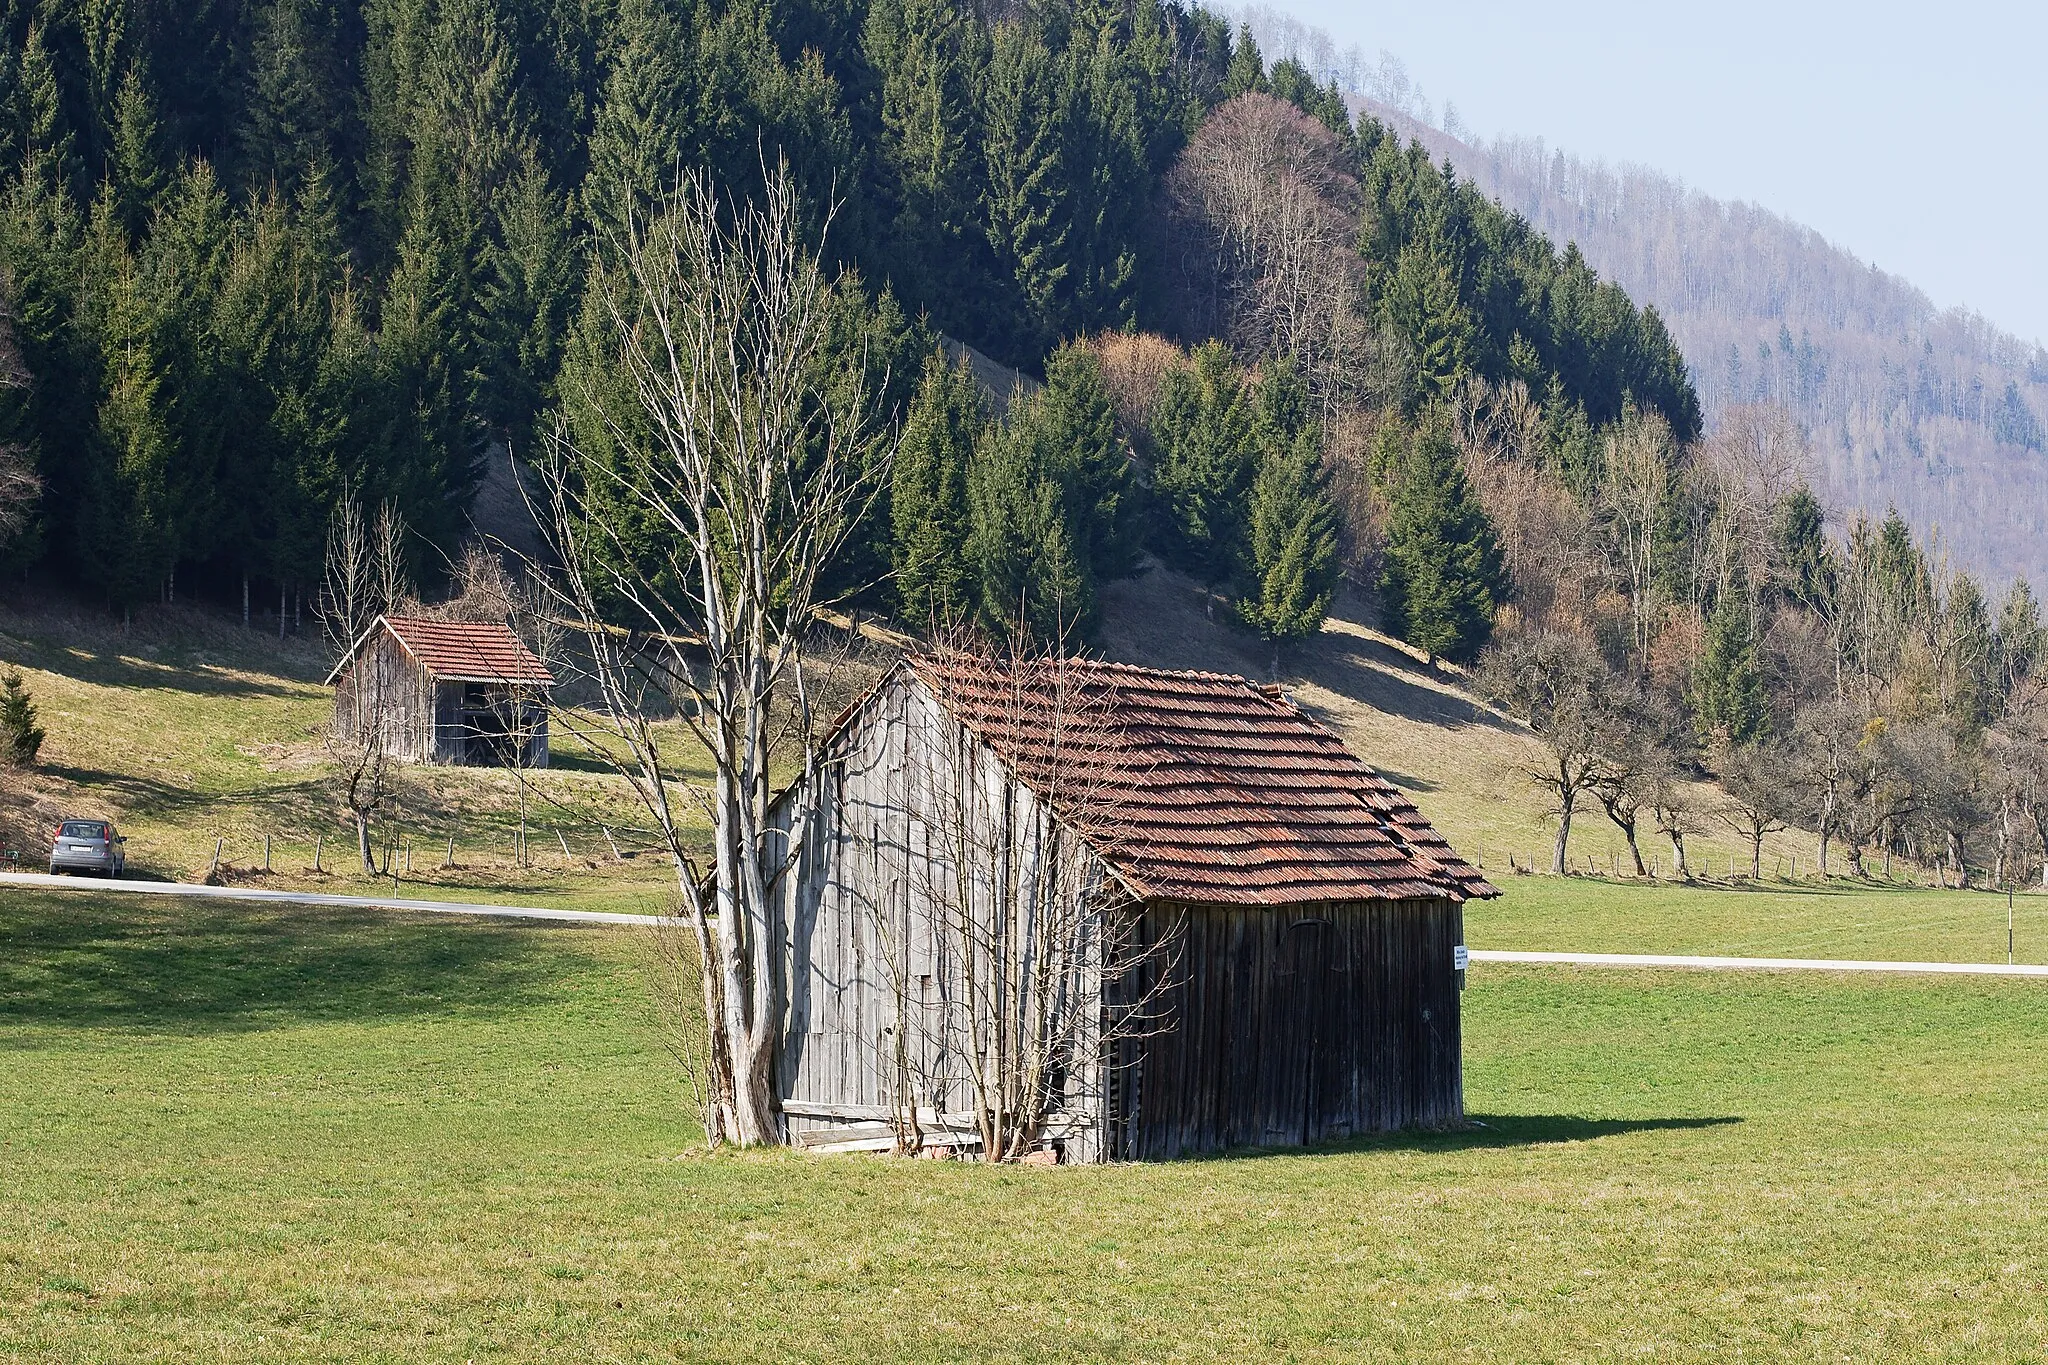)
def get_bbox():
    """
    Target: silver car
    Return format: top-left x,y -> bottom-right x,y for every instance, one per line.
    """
49,819 -> 126,877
